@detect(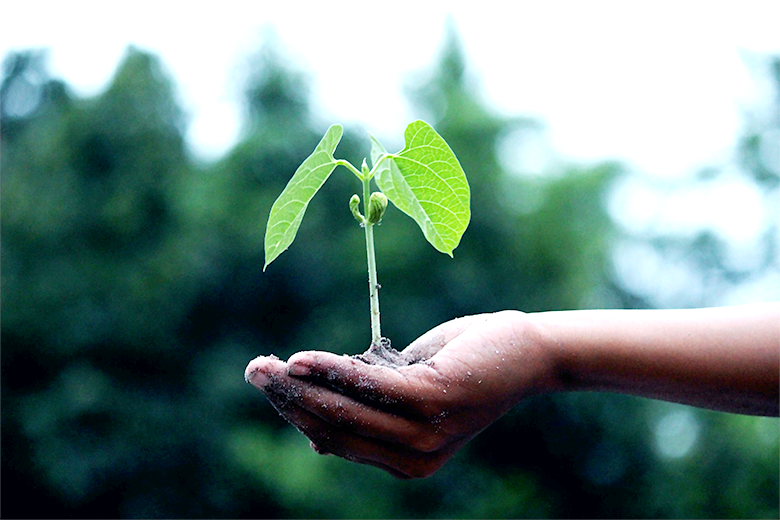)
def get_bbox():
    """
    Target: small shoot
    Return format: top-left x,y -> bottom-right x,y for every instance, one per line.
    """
263,120 -> 470,348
